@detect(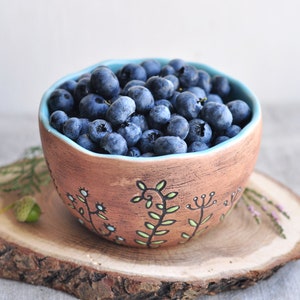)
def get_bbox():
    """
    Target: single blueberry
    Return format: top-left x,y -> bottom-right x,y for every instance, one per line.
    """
49,110 -> 68,133
128,114 -> 149,132
106,96 -> 136,127
63,117 -> 82,141
178,64 -> 199,88
138,129 -> 163,153
153,136 -> 187,156
127,86 -> 154,114
141,59 -> 162,78
101,132 -> 128,155
164,74 -> 179,90
188,141 -> 209,152
74,78 -> 92,105
200,102 -> 233,131
213,135 -> 230,145
80,118 -> 90,134
117,122 -> 142,147
48,88 -> 74,114
185,86 -> 207,102
211,75 -> 231,98
76,134 -> 98,152
145,76 -> 175,100
226,100 -> 251,126
88,119 -> 113,143
205,93 -> 223,104
159,64 -> 176,76
168,58 -> 186,72
121,80 -> 145,95
149,105 -> 171,125
90,66 -> 120,100
127,147 -> 141,157
58,80 -> 77,96
197,70 -> 211,94
175,91 -> 202,120
224,124 -> 242,138
186,118 -> 212,144
79,93 -> 109,120
117,63 -> 147,88
166,115 -> 189,140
